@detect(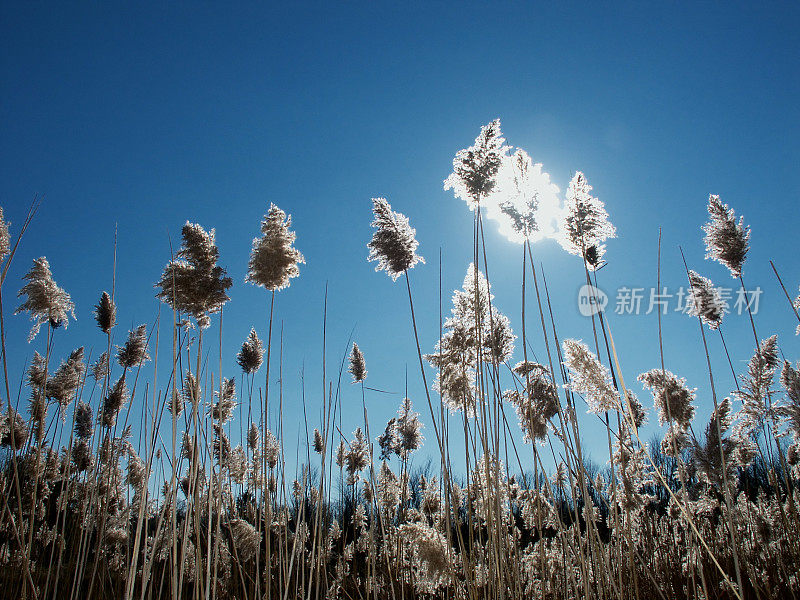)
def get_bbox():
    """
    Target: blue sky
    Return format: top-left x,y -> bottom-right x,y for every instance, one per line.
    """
1,2 -> 799,478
